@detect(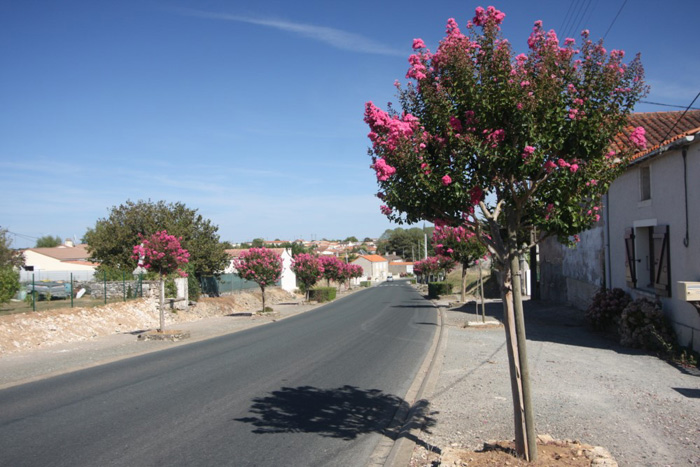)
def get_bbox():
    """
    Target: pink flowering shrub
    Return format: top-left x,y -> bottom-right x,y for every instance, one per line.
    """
233,248 -> 283,311
132,230 -> 190,278
319,255 -> 345,288
291,253 -> 324,299
365,5 -> 648,459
